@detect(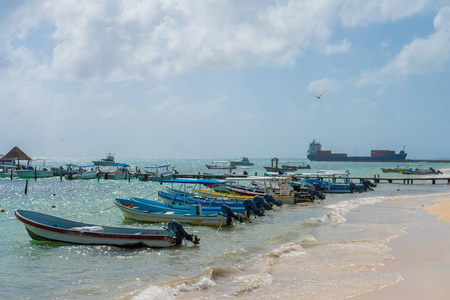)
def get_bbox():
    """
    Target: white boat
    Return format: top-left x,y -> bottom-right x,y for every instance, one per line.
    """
230,157 -> 254,166
65,164 -> 99,180
222,176 -> 313,204
139,164 -> 176,181
15,209 -> 199,248
93,152 -> 116,166
205,161 -> 236,170
100,163 -> 131,180
0,165 -> 16,178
